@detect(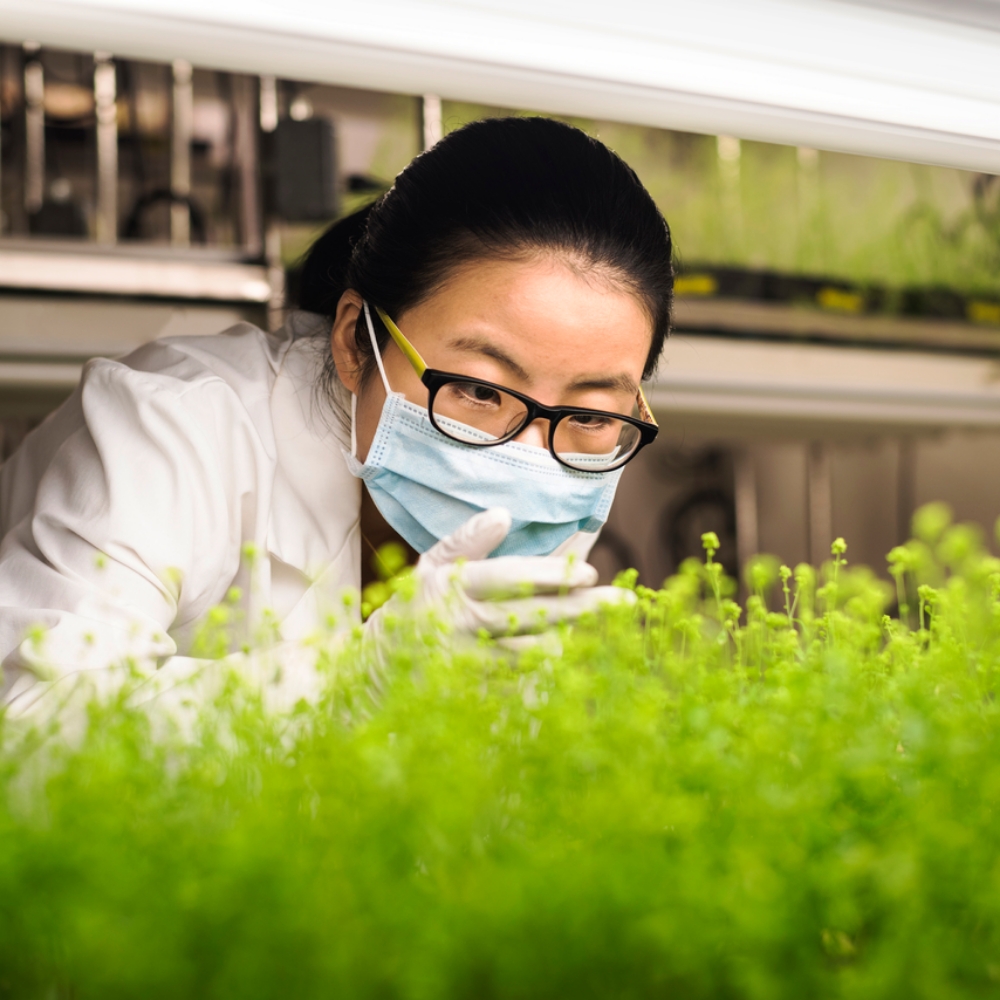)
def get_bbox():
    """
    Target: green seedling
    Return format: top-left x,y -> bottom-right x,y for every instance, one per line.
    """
1,502 -> 1000,997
